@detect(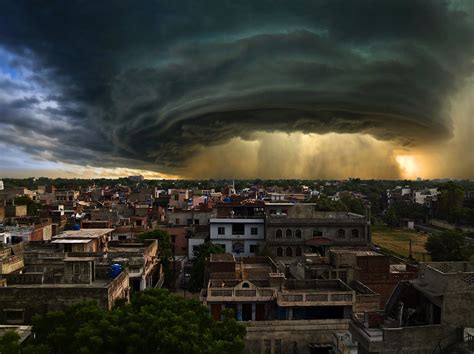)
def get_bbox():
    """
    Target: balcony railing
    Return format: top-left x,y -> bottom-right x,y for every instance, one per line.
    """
276,291 -> 354,306
206,287 -> 275,301
0,255 -> 24,274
